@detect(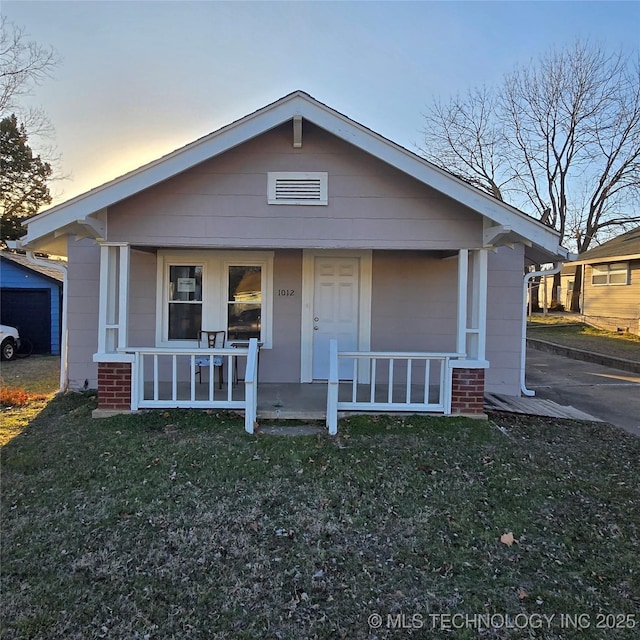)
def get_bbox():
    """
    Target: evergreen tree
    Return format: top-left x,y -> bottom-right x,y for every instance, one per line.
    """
1,113 -> 52,242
